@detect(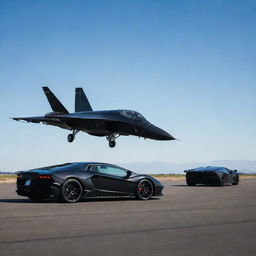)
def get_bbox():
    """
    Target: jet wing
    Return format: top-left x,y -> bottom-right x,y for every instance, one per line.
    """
12,116 -> 72,130
13,116 -> 53,123
12,115 -> 133,134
